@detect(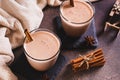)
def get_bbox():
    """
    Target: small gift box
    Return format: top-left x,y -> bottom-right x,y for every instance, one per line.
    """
104,0 -> 120,35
